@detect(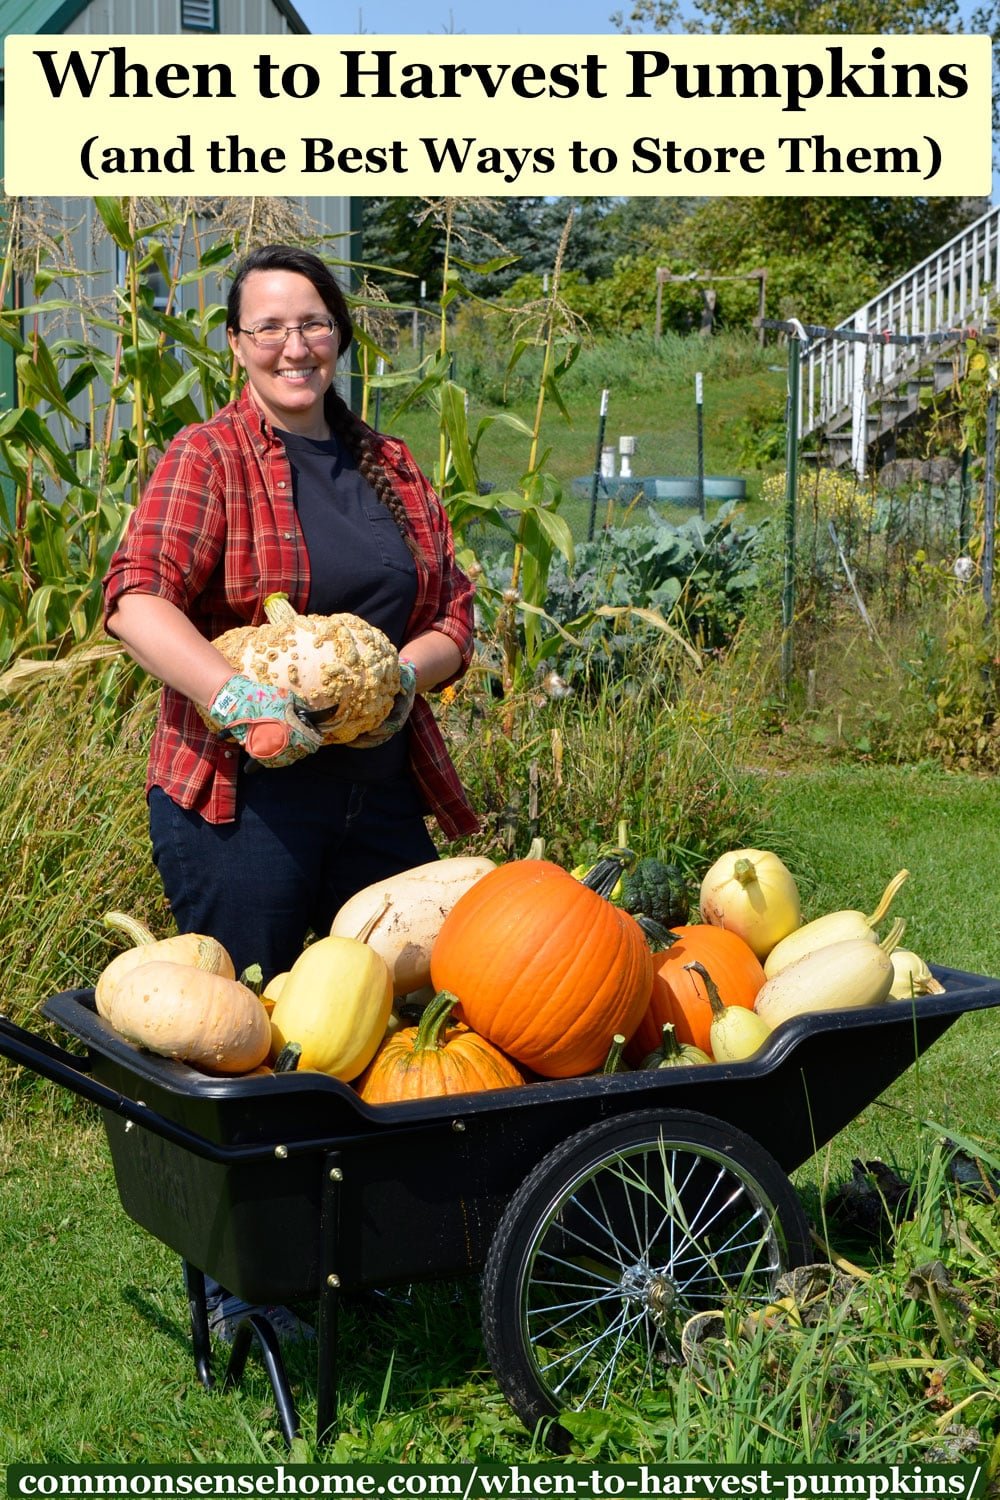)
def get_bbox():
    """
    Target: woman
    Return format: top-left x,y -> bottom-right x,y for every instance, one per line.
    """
104,243 -> 478,982
103,243 -> 478,1341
